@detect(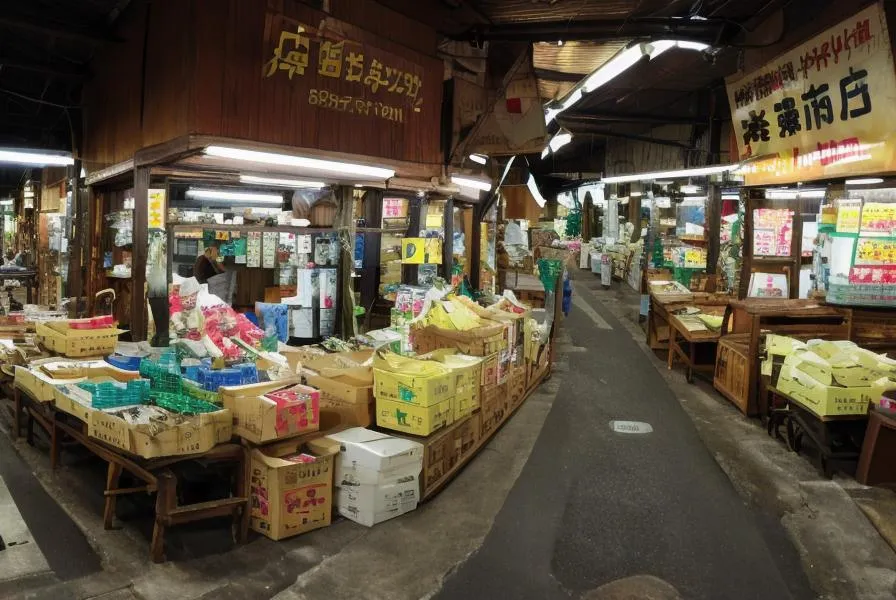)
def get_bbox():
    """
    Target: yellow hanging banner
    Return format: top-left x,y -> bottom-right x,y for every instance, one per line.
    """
727,3 -> 896,186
